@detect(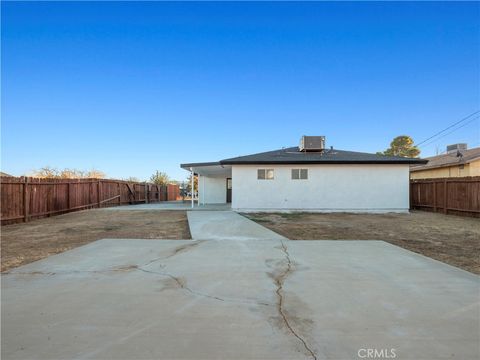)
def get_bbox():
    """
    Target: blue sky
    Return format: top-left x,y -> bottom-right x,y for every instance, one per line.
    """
2,1 -> 479,181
